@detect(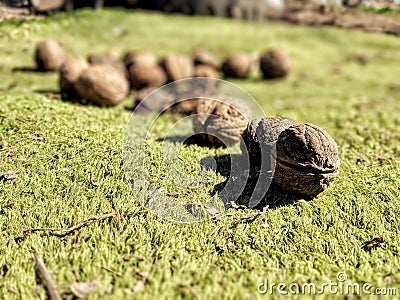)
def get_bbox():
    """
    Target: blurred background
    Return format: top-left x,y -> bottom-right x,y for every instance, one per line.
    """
1,0 -> 400,19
